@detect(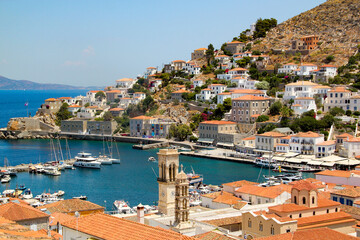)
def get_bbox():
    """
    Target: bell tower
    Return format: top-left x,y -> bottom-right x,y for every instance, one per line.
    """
157,149 -> 179,216
172,165 -> 195,235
